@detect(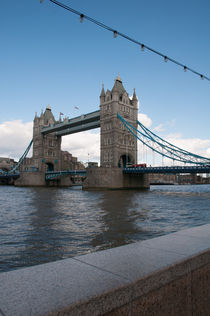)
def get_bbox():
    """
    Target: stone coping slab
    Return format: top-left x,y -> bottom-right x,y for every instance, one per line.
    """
0,224 -> 210,316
